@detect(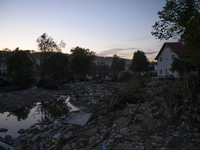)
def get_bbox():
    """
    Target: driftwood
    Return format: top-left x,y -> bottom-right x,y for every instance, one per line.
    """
127,103 -> 140,126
